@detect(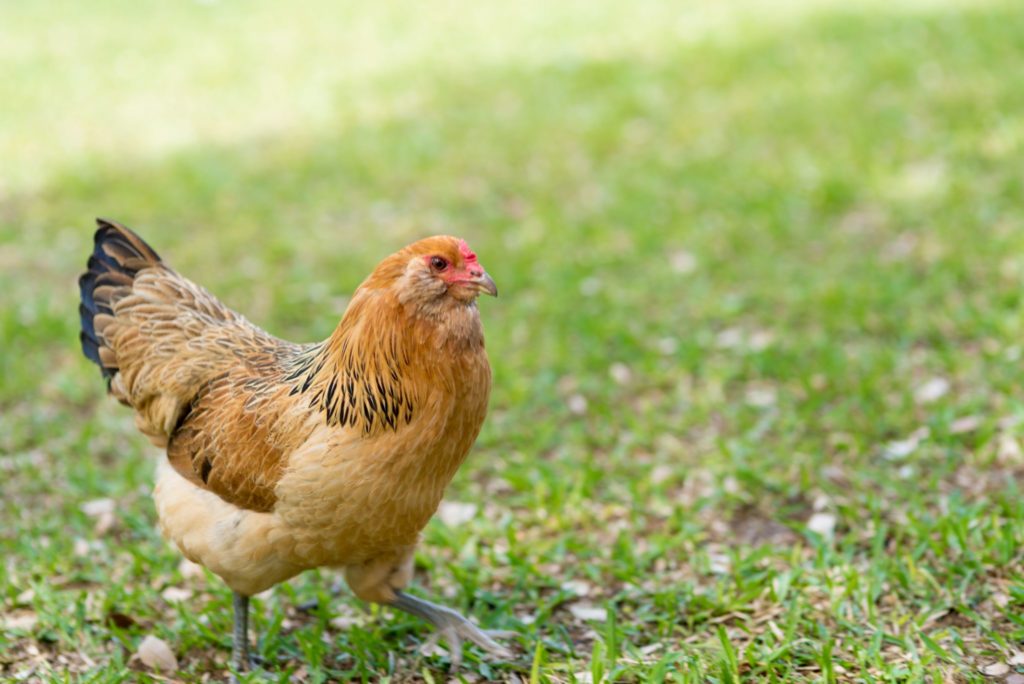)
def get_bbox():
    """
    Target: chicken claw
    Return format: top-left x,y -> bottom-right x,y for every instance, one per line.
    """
392,590 -> 515,669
